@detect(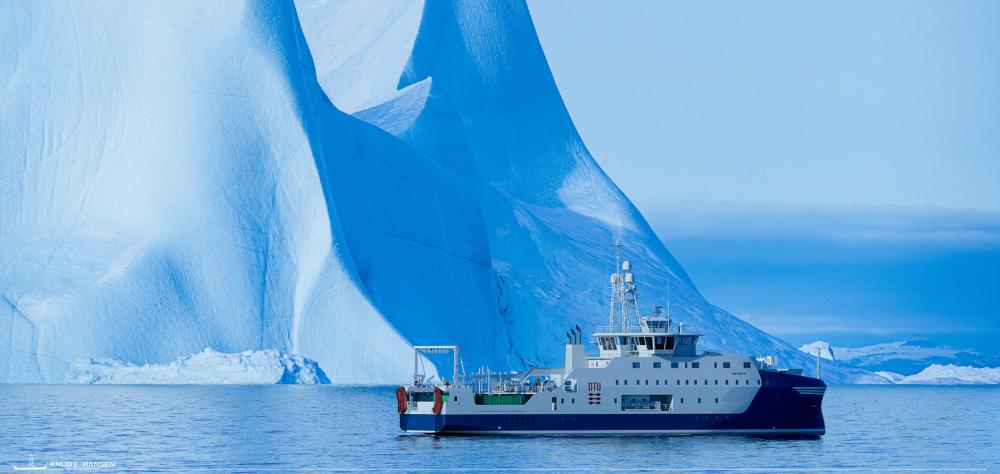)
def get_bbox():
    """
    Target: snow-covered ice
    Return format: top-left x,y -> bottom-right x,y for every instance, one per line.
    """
800,341 -> 836,361
1,0 -> 422,383
874,371 -> 907,384
67,348 -> 329,384
880,364 -> 1000,385
2,0 -> 874,384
